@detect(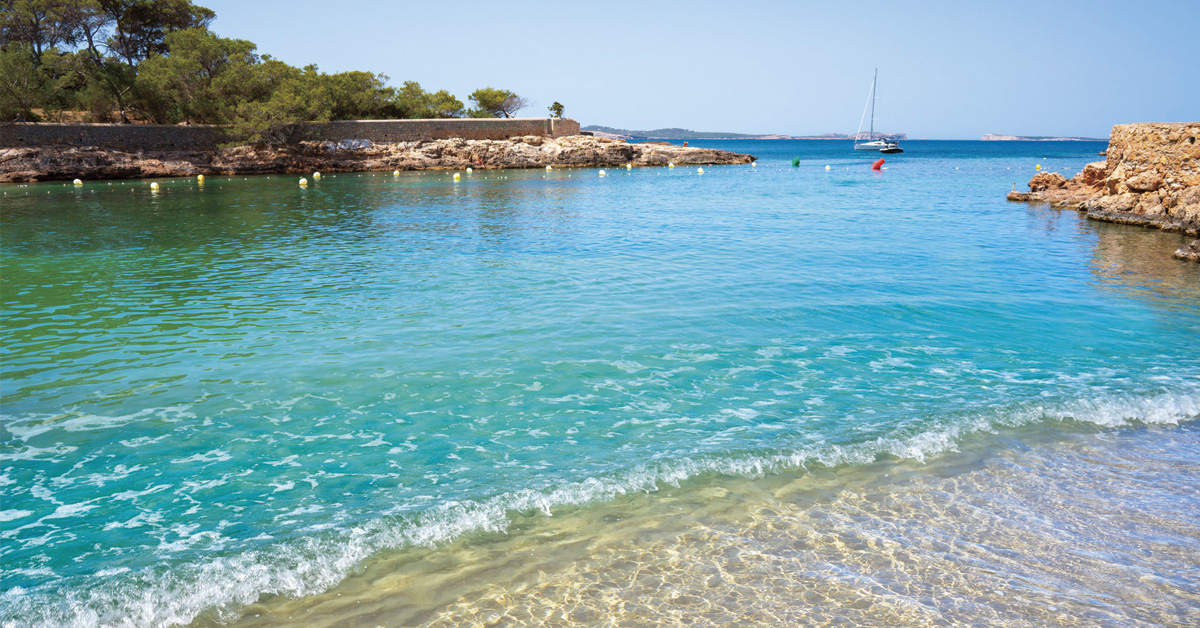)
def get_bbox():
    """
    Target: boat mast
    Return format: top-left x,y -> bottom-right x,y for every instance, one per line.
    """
870,68 -> 876,142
